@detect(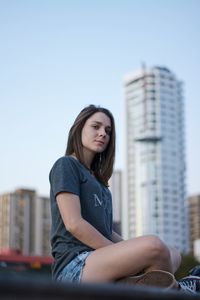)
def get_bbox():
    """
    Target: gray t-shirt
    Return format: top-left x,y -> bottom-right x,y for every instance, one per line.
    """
49,156 -> 113,280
